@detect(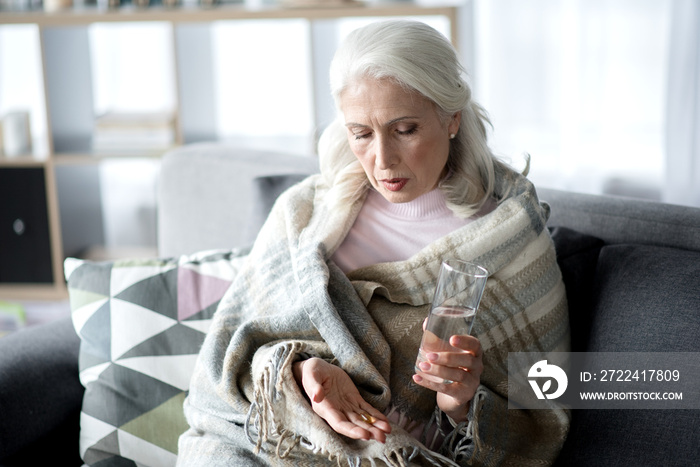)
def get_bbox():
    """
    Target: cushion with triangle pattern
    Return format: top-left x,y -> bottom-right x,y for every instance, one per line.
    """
64,249 -> 246,467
